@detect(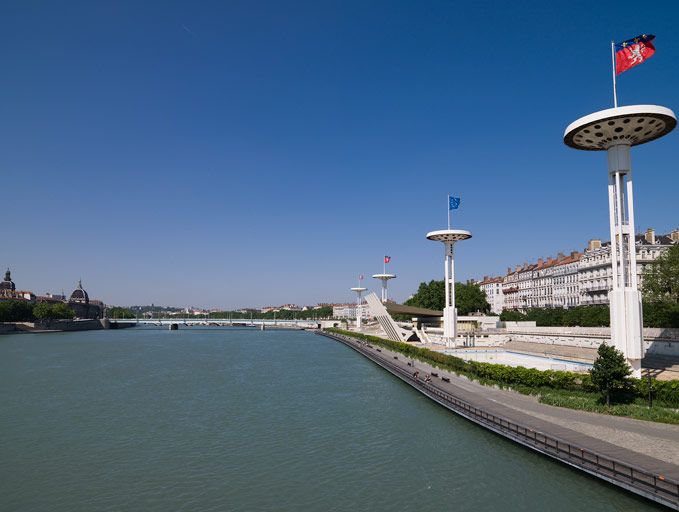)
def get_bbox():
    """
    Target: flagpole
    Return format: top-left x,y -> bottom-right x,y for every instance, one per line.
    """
611,40 -> 618,108
447,194 -> 451,230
